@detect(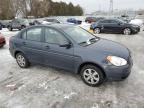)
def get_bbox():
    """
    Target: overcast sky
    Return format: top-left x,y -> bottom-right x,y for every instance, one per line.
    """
52,0 -> 144,13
